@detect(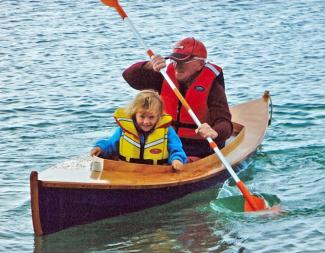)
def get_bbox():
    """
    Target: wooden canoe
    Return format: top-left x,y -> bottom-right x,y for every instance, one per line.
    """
30,91 -> 271,236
